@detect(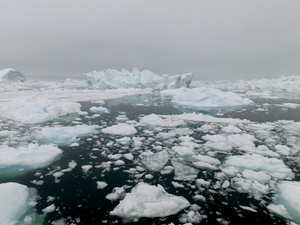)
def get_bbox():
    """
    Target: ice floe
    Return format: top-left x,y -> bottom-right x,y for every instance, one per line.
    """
139,150 -> 169,172
110,183 -> 190,222
171,87 -> 253,110
0,182 -> 42,224
268,181 -> 300,224
35,125 -> 100,145
102,123 -> 137,135
0,96 -> 81,124
0,144 -> 62,178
